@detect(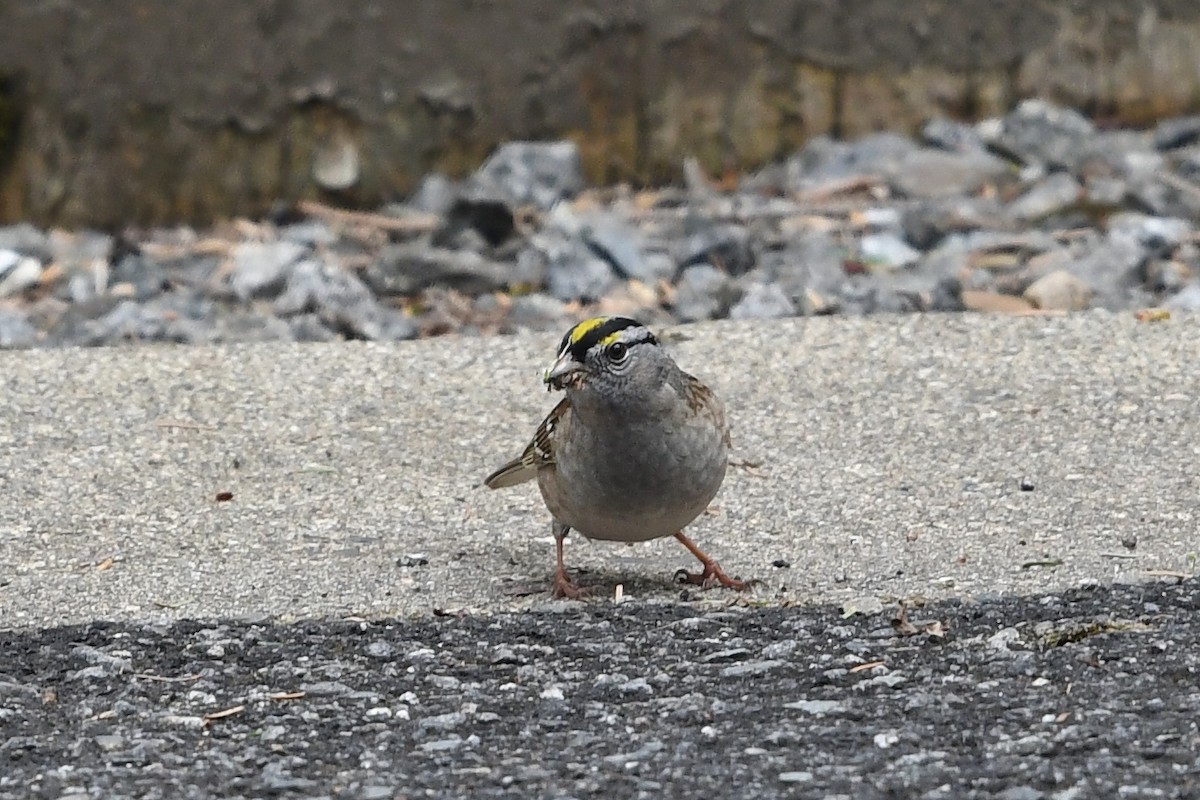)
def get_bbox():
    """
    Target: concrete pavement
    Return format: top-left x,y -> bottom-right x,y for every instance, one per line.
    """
2,311 -> 1197,628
